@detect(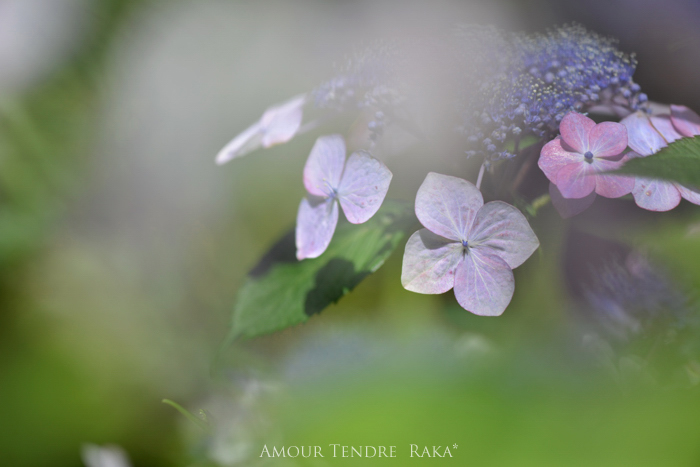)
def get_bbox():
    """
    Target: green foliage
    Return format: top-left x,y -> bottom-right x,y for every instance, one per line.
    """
615,136 -> 700,188
225,201 -> 416,342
